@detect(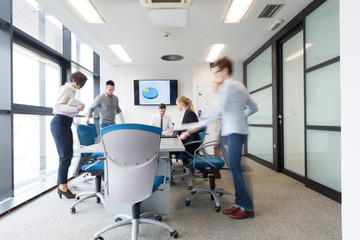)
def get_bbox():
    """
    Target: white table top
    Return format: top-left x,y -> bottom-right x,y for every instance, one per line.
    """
75,136 -> 184,153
